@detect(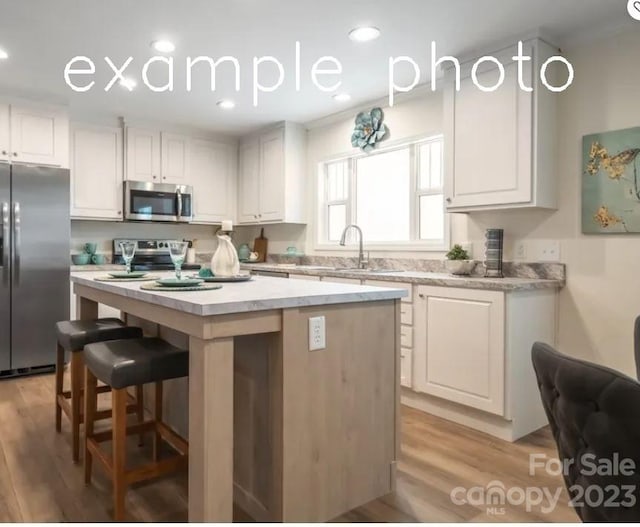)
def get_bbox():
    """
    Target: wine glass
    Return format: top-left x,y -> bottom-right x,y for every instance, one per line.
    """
119,241 -> 137,274
168,241 -> 189,280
